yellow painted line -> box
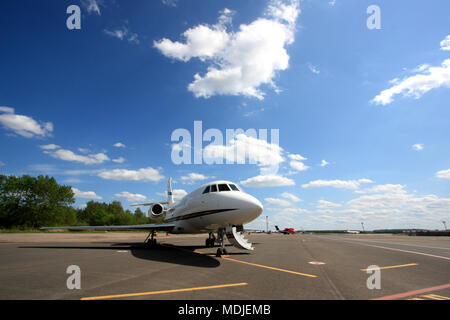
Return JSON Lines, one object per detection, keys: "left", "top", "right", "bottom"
{"left": 408, "top": 298, "right": 425, "bottom": 300}
{"left": 361, "top": 263, "right": 418, "bottom": 271}
{"left": 81, "top": 282, "right": 248, "bottom": 300}
{"left": 222, "top": 257, "right": 317, "bottom": 278}
{"left": 421, "top": 294, "right": 450, "bottom": 300}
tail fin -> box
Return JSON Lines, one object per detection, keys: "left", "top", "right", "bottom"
{"left": 167, "top": 177, "right": 174, "bottom": 205}
{"left": 275, "top": 226, "right": 279, "bottom": 231}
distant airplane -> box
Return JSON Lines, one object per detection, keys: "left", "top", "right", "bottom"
{"left": 275, "top": 225, "right": 296, "bottom": 235}
{"left": 42, "top": 178, "right": 263, "bottom": 257}
{"left": 347, "top": 230, "right": 360, "bottom": 234}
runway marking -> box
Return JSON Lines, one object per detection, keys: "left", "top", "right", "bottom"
{"left": 81, "top": 282, "right": 248, "bottom": 300}
{"left": 361, "top": 263, "right": 418, "bottom": 271}
{"left": 421, "top": 294, "right": 450, "bottom": 300}
{"left": 372, "top": 283, "right": 450, "bottom": 300}
{"left": 222, "top": 257, "right": 317, "bottom": 278}
{"left": 317, "top": 236, "right": 450, "bottom": 261}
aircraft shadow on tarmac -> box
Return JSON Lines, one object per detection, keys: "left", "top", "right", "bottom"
{"left": 19, "top": 242, "right": 250, "bottom": 268}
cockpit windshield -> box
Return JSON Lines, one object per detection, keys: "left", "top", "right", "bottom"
{"left": 203, "top": 183, "right": 240, "bottom": 194}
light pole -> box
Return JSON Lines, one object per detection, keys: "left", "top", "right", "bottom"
{"left": 443, "top": 221, "right": 447, "bottom": 231}
{"left": 361, "top": 222, "right": 365, "bottom": 233}
{"left": 266, "top": 216, "right": 268, "bottom": 233}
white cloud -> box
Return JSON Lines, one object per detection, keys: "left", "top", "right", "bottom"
{"left": 78, "top": 147, "right": 90, "bottom": 154}
{"left": 81, "top": 0, "right": 101, "bottom": 15}
{"left": 320, "top": 160, "right": 330, "bottom": 167}
{"left": 240, "top": 174, "right": 295, "bottom": 187}
{"left": 372, "top": 58, "right": 450, "bottom": 106}
{"left": 114, "top": 191, "right": 147, "bottom": 203}
{"left": 113, "top": 142, "right": 126, "bottom": 148}
{"left": 356, "top": 184, "right": 407, "bottom": 194}
{"left": 0, "top": 161, "right": 4, "bottom": 167}
{"left": 112, "top": 157, "right": 125, "bottom": 164}
{"left": 317, "top": 200, "right": 342, "bottom": 209}
{"left": 436, "top": 169, "right": 450, "bottom": 179}
{"left": 203, "top": 133, "right": 284, "bottom": 168}
{"left": 45, "top": 148, "right": 110, "bottom": 165}
{"left": 104, "top": 28, "right": 139, "bottom": 44}
{"left": 289, "top": 154, "right": 307, "bottom": 161}
{"left": 157, "top": 189, "right": 187, "bottom": 201}
{"left": 72, "top": 187, "right": 102, "bottom": 200}
{"left": 302, "top": 179, "right": 374, "bottom": 190}
{"left": 154, "top": 0, "right": 300, "bottom": 99}
{"left": 307, "top": 62, "right": 320, "bottom": 74}
{"left": 281, "top": 192, "right": 301, "bottom": 202}
{"left": 162, "top": 0, "right": 178, "bottom": 7}
{"left": 265, "top": 197, "right": 291, "bottom": 207}
{"left": 180, "top": 173, "right": 211, "bottom": 184}
{"left": 40, "top": 144, "right": 60, "bottom": 150}
{"left": 0, "top": 107, "right": 53, "bottom": 138}
{"left": 0, "top": 106, "right": 14, "bottom": 113}
{"left": 98, "top": 167, "right": 164, "bottom": 182}
{"left": 412, "top": 144, "right": 423, "bottom": 151}
{"left": 440, "top": 35, "right": 450, "bottom": 51}
{"left": 289, "top": 160, "right": 309, "bottom": 171}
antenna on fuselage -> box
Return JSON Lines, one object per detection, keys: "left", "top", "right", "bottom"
{"left": 167, "top": 177, "right": 174, "bottom": 205}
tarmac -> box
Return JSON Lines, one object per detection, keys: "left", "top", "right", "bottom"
{"left": 0, "top": 232, "right": 449, "bottom": 300}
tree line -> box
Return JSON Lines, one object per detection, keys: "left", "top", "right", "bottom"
{"left": 0, "top": 174, "right": 160, "bottom": 230}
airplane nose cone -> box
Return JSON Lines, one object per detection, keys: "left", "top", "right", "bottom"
{"left": 249, "top": 196, "right": 263, "bottom": 217}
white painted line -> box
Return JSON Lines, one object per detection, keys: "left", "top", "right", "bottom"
{"left": 316, "top": 236, "right": 450, "bottom": 261}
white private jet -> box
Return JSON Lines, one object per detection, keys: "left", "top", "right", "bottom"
{"left": 42, "top": 178, "right": 263, "bottom": 257}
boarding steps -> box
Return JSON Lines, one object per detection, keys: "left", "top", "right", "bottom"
{"left": 226, "top": 226, "right": 254, "bottom": 251}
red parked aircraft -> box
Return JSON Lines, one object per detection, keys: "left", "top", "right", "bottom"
{"left": 275, "top": 226, "right": 296, "bottom": 234}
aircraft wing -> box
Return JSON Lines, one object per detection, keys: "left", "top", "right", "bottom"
{"left": 40, "top": 222, "right": 176, "bottom": 232}
{"left": 131, "top": 201, "right": 169, "bottom": 207}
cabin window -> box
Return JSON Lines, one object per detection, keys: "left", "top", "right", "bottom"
{"left": 210, "top": 184, "right": 218, "bottom": 192}
{"left": 203, "top": 186, "right": 210, "bottom": 194}
{"left": 229, "top": 184, "right": 239, "bottom": 191}
{"left": 218, "top": 184, "right": 231, "bottom": 192}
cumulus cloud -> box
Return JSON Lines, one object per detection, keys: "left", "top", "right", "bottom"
{"left": 40, "top": 144, "right": 60, "bottom": 150}
{"left": 290, "top": 160, "right": 309, "bottom": 172}
{"left": 72, "top": 187, "right": 102, "bottom": 200}
{"left": 114, "top": 191, "right": 147, "bottom": 203}
{"left": 113, "top": 142, "right": 126, "bottom": 148}
{"left": 317, "top": 200, "right": 342, "bottom": 209}
{"left": 302, "top": 178, "right": 374, "bottom": 190}
{"left": 44, "top": 148, "right": 110, "bottom": 165}
{"left": 157, "top": 189, "right": 188, "bottom": 201}
{"left": 98, "top": 167, "right": 164, "bottom": 182}
{"left": 372, "top": 58, "right": 450, "bottom": 106}
{"left": 112, "top": 157, "right": 125, "bottom": 164}
{"left": 441, "top": 35, "right": 450, "bottom": 51}
{"left": 180, "top": 173, "right": 212, "bottom": 184}
{"left": 320, "top": 160, "right": 330, "bottom": 167}
{"left": 240, "top": 174, "right": 295, "bottom": 187}
{"left": 0, "top": 107, "right": 53, "bottom": 138}
{"left": 265, "top": 197, "right": 291, "bottom": 207}
{"left": 281, "top": 192, "right": 301, "bottom": 202}
{"left": 162, "top": 0, "right": 178, "bottom": 7}
{"left": 203, "top": 133, "right": 284, "bottom": 168}
{"left": 154, "top": 0, "right": 300, "bottom": 99}
{"left": 412, "top": 144, "right": 424, "bottom": 151}
{"left": 436, "top": 169, "right": 450, "bottom": 179}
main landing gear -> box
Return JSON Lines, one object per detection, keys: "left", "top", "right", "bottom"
{"left": 205, "top": 230, "right": 227, "bottom": 257}
{"left": 205, "top": 232, "right": 216, "bottom": 248}
{"left": 144, "top": 230, "right": 157, "bottom": 247}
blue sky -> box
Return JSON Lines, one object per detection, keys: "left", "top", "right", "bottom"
{"left": 0, "top": 0, "right": 449, "bottom": 230}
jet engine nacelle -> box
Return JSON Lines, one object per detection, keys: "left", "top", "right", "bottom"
{"left": 148, "top": 203, "right": 166, "bottom": 219}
